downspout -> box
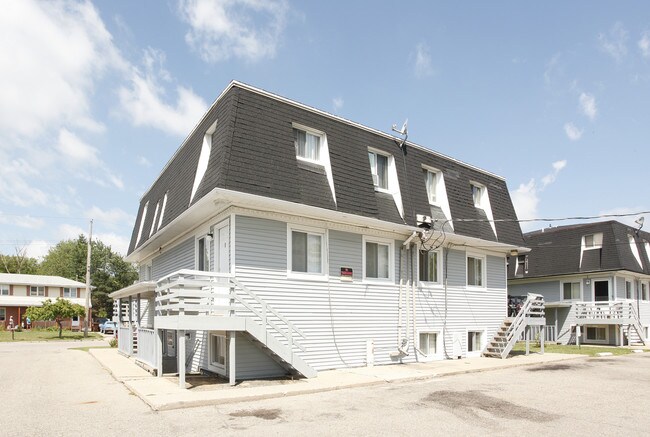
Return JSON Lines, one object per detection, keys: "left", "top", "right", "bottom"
{"left": 395, "top": 232, "right": 418, "bottom": 356}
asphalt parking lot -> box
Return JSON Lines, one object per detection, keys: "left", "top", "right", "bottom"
{"left": 1, "top": 341, "right": 649, "bottom": 436}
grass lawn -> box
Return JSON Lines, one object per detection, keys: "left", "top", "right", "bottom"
{"left": 0, "top": 329, "right": 103, "bottom": 342}
{"left": 512, "top": 342, "right": 637, "bottom": 357}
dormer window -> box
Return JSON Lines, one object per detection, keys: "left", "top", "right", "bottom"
{"left": 425, "top": 170, "right": 439, "bottom": 204}
{"left": 294, "top": 127, "right": 321, "bottom": 162}
{"left": 582, "top": 233, "right": 603, "bottom": 249}
{"left": 471, "top": 184, "right": 483, "bottom": 207}
{"left": 368, "top": 151, "right": 389, "bottom": 190}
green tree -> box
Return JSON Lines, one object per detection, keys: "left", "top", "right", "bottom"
{"left": 25, "top": 298, "right": 86, "bottom": 338}
{"left": 39, "top": 236, "right": 137, "bottom": 318}
{"left": 0, "top": 248, "right": 40, "bottom": 274}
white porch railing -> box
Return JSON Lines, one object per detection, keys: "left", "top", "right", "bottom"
{"left": 136, "top": 327, "right": 156, "bottom": 368}
{"left": 519, "top": 325, "right": 556, "bottom": 343}
{"left": 155, "top": 269, "right": 307, "bottom": 355}
{"left": 574, "top": 301, "right": 635, "bottom": 320}
{"left": 118, "top": 326, "right": 132, "bottom": 356}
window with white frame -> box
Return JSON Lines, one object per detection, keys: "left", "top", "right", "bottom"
{"left": 63, "top": 287, "right": 77, "bottom": 298}
{"left": 562, "top": 282, "right": 581, "bottom": 300}
{"left": 364, "top": 239, "right": 392, "bottom": 280}
{"left": 0, "top": 308, "right": 5, "bottom": 321}
{"left": 467, "top": 330, "right": 483, "bottom": 352}
{"left": 419, "top": 332, "right": 438, "bottom": 355}
{"left": 583, "top": 233, "right": 603, "bottom": 249}
{"left": 626, "top": 280, "right": 633, "bottom": 300}
{"left": 419, "top": 250, "right": 441, "bottom": 283}
{"left": 471, "top": 184, "right": 483, "bottom": 207}
{"left": 293, "top": 127, "right": 322, "bottom": 162}
{"left": 425, "top": 169, "right": 439, "bottom": 204}
{"left": 515, "top": 255, "right": 528, "bottom": 275}
{"left": 0, "top": 285, "right": 8, "bottom": 296}
{"left": 368, "top": 150, "right": 389, "bottom": 190}
{"left": 197, "top": 235, "right": 211, "bottom": 272}
{"left": 209, "top": 334, "right": 226, "bottom": 369}
{"left": 466, "top": 255, "right": 484, "bottom": 287}
{"left": 30, "top": 286, "right": 44, "bottom": 297}
{"left": 643, "top": 283, "right": 649, "bottom": 301}
{"left": 586, "top": 326, "right": 607, "bottom": 342}
{"left": 290, "top": 229, "right": 324, "bottom": 275}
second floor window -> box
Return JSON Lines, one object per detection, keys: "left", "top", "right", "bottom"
{"left": 368, "top": 151, "right": 389, "bottom": 190}
{"left": 467, "top": 255, "right": 484, "bottom": 287}
{"left": 291, "top": 230, "right": 323, "bottom": 274}
{"left": 30, "top": 286, "right": 45, "bottom": 297}
{"left": 563, "top": 282, "right": 580, "bottom": 300}
{"left": 63, "top": 287, "right": 77, "bottom": 298}
{"left": 419, "top": 250, "right": 440, "bottom": 283}
{"left": 294, "top": 128, "right": 321, "bottom": 162}
{"left": 0, "top": 284, "right": 8, "bottom": 296}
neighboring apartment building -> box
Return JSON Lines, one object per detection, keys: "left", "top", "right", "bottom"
{"left": 0, "top": 273, "right": 88, "bottom": 329}
{"left": 508, "top": 221, "right": 650, "bottom": 346}
{"left": 111, "top": 81, "right": 526, "bottom": 385}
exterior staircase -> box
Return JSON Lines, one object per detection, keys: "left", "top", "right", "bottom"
{"left": 483, "top": 293, "right": 546, "bottom": 359}
{"left": 155, "top": 270, "right": 317, "bottom": 379}
{"left": 574, "top": 301, "right": 649, "bottom": 347}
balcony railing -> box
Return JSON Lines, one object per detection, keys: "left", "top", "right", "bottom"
{"left": 155, "top": 269, "right": 306, "bottom": 354}
{"left": 136, "top": 327, "right": 156, "bottom": 368}
{"left": 574, "top": 301, "right": 636, "bottom": 320}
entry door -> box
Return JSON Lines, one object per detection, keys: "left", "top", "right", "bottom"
{"left": 214, "top": 222, "right": 230, "bottom": 314}
{"left": 594, "top": 280, "right": 609, "bottom": 302}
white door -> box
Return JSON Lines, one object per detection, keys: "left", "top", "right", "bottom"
{"left": 214, "top": 222, "right": 230, "bottom": 314}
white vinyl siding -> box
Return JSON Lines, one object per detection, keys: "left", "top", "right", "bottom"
{"left": 152, "top": 237, "right": 195, "bottom": 280}
{"left": 233, "top": 215, "right": 508, "bottom": 371}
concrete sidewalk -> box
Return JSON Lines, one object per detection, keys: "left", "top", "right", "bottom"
{"left": 89, "top": 348, "right": 590, "bottom": 411}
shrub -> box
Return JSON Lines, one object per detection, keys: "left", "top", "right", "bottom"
{"left": 109, "top": 338, "right": 118, "bottom": 348}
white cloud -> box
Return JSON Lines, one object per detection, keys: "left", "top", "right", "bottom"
{"left": 23, "top": 240, "right": 52, "bottom": 261}
{"left": 55, "top": 224, "right": 129, "bottom": 255}
{"left": 0, "top": 0, "right": 123, "bottom": 138}
{"left": 332, "top": 97, "right": 344, "bottom": 112}
{"left": 55, "top": 129, "right": 124, "bottom": 189}
{"left": 639, "top": 31, "right": 650, "bottom": 58}
{"left": 178, "top": 0, "right": 289, "bottom": 63}
{"left": 0, "top": 214, "right": 45, "bottom": 230}
{"left": 543, "top": 53, "right": 562, "bottom": 86}
{"left": 56, "top": 128, "right": 101, "bottom": 166}
{"left": 0, "top": 158, "right": 48, "bottom": 207}
{"left": 137, "top": 156, "right": 152, "bottom": 167}
{"left": 85, "top": 206, "right": 133, "bottom": 229}
{"left": 94, "top": 232, "right": 130, "bottom": 255}
{"left": 563, "top": 122, "right": 583, "bottom": 141}
{"left": 598, "top": 22, "right": 628, "bottom": 62}
{"left": 511, "top": 160, "right": 567, "bottom": 231}
{"left": 579, "top": 92, "right": 597, "bottom": 121}
{"left": 414, "top": 42, "right": 434, "bottom": 78}
{"left": 118, "top": 48, "right": 208, "bottom": 136}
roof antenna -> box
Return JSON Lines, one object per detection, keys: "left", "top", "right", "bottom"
{"left": 635, "top": 216, "right": 644, "bottom": 235}
{"left": 392, "top": 119, "right": 408, "bottom": 149}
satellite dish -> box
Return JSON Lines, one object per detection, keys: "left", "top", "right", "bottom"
{"left": 392, "top": 118, "right": 408, "bottom": 136}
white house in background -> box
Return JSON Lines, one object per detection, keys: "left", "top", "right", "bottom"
{"left": 508, "top": 221, "right": 650, "bottom": 347}
{"left": 0, "top": 273, "right": 88, "bottom": 329}
{"left": 110, "top": 81, "right": 527, "bottom": 387}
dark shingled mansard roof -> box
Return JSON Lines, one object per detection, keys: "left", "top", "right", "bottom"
{"left": 128, "top": 82, "right": 525, "bottom": 255}
{"left": 508, "top": 220, "right": 650, "bottom": 279}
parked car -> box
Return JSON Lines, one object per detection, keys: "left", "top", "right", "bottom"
{"left": 99, "top": 320, "right": 118, "bottom": 334}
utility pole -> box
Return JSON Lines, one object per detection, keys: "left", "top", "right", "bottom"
{"left": 84, "top": 219, "right": 93, "bottom": 338}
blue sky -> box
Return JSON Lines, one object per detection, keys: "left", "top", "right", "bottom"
{"left": 2, "top": 1, "right": 650, "bottom": 258}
